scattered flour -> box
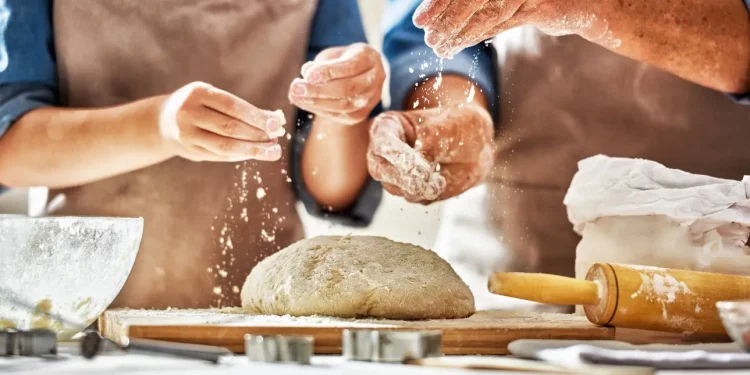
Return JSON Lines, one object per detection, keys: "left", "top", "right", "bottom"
{"left": 631, "top": 270, "right": 692, "bottom": 320}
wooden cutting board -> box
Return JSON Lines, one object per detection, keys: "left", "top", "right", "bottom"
{"left": 99, "top": 309, "right": 614, "bottom": 355}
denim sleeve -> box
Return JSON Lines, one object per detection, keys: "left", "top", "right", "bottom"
{"left": 0, "top": 0, "right": 58, "bottom": 193}
{"left": 290, "top": 0, "right": 383, "bottom": 227}
{"left": 729, "top": 93, "right": 750, "bottom": 104}
{"left": 0, "top": 0, "right": 57, "bottom": 134}
{"left": 382, "top": 0, "right": 499, "bottom": 123}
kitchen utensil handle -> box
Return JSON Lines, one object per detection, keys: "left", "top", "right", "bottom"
{"left": 125, "top": 337, "right": 233, "bottom": 363}
{"left": 488, "top": 272, "right": 599, "bottom": 306}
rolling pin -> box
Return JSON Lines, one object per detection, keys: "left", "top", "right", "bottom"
{"left": 488, "top": 263, "right": 750, "bottom": 335}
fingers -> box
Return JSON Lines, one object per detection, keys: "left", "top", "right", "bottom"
{"left": 290, "top": 66, "right": 382, "bottom": 99}
{"left": 291, "top": 44, "right": 385, "bottom": 126}
{"left": 162, "top": 82, "right": 288, "bottom": 163}
{"left": 430, "top": 0, "right": 527, "bottom": 58}
{"left": 367, "top": 149, "right": 446, "bottom": 201}
{"left": 191, "top": 83, "right": 286, "bottom": 137}
{"left": 413, "top": 0, "right": 455, "bottom": 29}
{"left": 178, "top": 105, "right": 272, "bottom": 142}
{"left": 435, "top": 162, "right": 487, "bottom": 200}
{"left": 368, "top": 105, "right": 495, "bottom": 203}
{"left": 186, "top": 128, "right": 282, "bottom": 162}
{"left": 182, "top": 145, "right": 253, "bottom": 163}
{"left": 301, "top": 46, "right": 348, "bottom": 77}
{"left": 291, "top": 95, "right": 371, "bottom": 114}
{"left": 369, "top": 114, "right": 431, "bottom": 183}
{"left": 424, "top": 0, "right": 489, "bottom": 47}
{"left": 439, "top": 15, "right": 523, "bottom": 58}
{"left": 409, "top": 104, "right": 494, "bottom": 164}
{"left": 376, "top": 152, "right": 492, "bottom": 204}
{"left": 304, "top": 43, "right": 380, "bottom": 84}
{"left": 368, "top": 114, "right": 446, "bottom": 200}
{"left": 382, "top": 164, "right": 484, "bottom": 203}
{"left": 381, "top": 182, "right": 430, "bottom": 204}
{"left": 432, "top": 2, "right": 506, "bottom": 57}
{"left": 377, "top": 156, "right": 491, "bottom": 203}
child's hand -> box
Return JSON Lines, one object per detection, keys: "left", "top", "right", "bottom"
{"left": 158, "top": 82, "right": 285, "bottom": 162}
{"left": 288, "top": 43, "right": 385, "bottom": 126}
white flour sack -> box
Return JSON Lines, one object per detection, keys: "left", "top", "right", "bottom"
{"left": 564, "top": 155, "right": 750, "bottom": 281}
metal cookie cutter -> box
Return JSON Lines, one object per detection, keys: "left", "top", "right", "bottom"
{"left": 342, "top": 330, "right": 442, "bottom": 363}
{"left": 244, "top": 334, "right": 314, "bottom": 365}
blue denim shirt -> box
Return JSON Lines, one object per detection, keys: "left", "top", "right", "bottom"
{"left": 0, "top": 0, "right": 499, "bottom": 226}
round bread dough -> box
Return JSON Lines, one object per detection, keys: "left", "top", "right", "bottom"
{"left": 241, "top": 235, "right": 475, "bottom": 320}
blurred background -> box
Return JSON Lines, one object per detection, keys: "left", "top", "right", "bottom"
{"left": 0, "top": 0, "right": 445, "bottom": 249}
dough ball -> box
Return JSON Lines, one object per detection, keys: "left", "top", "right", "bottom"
{"left": 241, "top": 235, "right": 475, "bottom": 320}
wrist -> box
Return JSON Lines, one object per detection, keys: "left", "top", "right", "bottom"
{"left": 311, "top": 113, "right": 371, "bottom": 130}
{"left": 570, "top": 1, "right": 618, "bottom": 47}
{"left": 531, "top": 1, "right": 612, "bottom": 42}
{"left": 138, "top": 95, "right": 177, "bottom": 160}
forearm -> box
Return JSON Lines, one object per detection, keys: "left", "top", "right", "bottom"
{"left": 589, "top": 0, "right": 750, "bottom": 93}
{"left": 301, "top": 116, "right": 370, "bottom": 211}
{"left": 0, "top": 97, "right": 171, "bottom": 188}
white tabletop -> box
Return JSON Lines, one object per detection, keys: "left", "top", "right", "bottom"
{"left": 3, "top": 345, "right": 750, "bottom": 375}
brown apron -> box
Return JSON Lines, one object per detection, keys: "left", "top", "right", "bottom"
{"left": 488, "top": 28, "right": 750, "bottom": 278}
{"left": 49, "top": 0, "right": 317, "bottom": 309}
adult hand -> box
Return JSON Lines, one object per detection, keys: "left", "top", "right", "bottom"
{"left": 367, "top": 103, "right": 494, "bottom": 204}
{"left": 413, "top": 0, "right": 610, "bottom": 58}
{"left": 288, "top": 43, "right": 386, "bottom": 126}
{"left": 158, "top": 82, "right": 286, "bottom": 162}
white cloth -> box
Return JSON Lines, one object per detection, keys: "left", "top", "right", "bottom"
{"left": 509, "top": 340, "right": 747, "bottom": 371}
{"left": 564, "top": 155, "right": 750, "bottom": 279}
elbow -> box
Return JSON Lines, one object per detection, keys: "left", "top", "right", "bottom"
{"left": 0, "top": 176, "right": 36, "bottom": 190}
{"left": 716, "top": 73, "right": 750, "bottom": 96}
{"left": 302, "top": 167, "right": 367, "bottom": 212}
{"left": 0, "top": 161, "right": 72, "bottom": 190}
{"left": 0, "top": 158, "right": 26, "bottom": 189}
{"left": 304, "top": 179, "right": 363, "bottom": 213}
{"left": 0, "top": 150, "right": 41, "bottom": 189}
{"left": 0, "top": 169, "right": 40, "bottom": 189}
{"left": 713, "top": 45, "right": 750, "bottom": 94}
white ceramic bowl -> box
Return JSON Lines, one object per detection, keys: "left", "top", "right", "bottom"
{"left": 0, "top": 215, "right": 143, "bottom": 339}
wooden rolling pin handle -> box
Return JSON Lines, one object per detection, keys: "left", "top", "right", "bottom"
{"left": 488, "top": 272, "right": 600, "bottom": 306}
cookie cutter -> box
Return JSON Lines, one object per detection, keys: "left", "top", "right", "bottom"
{"left": 342, "top": 330, "right": 442, "bottom": 363}
{"left": 0, "top": 329, "right": 57, "bottom": 357}
{"left": 244, "top": 334, "right": 314, "bottom": 365}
